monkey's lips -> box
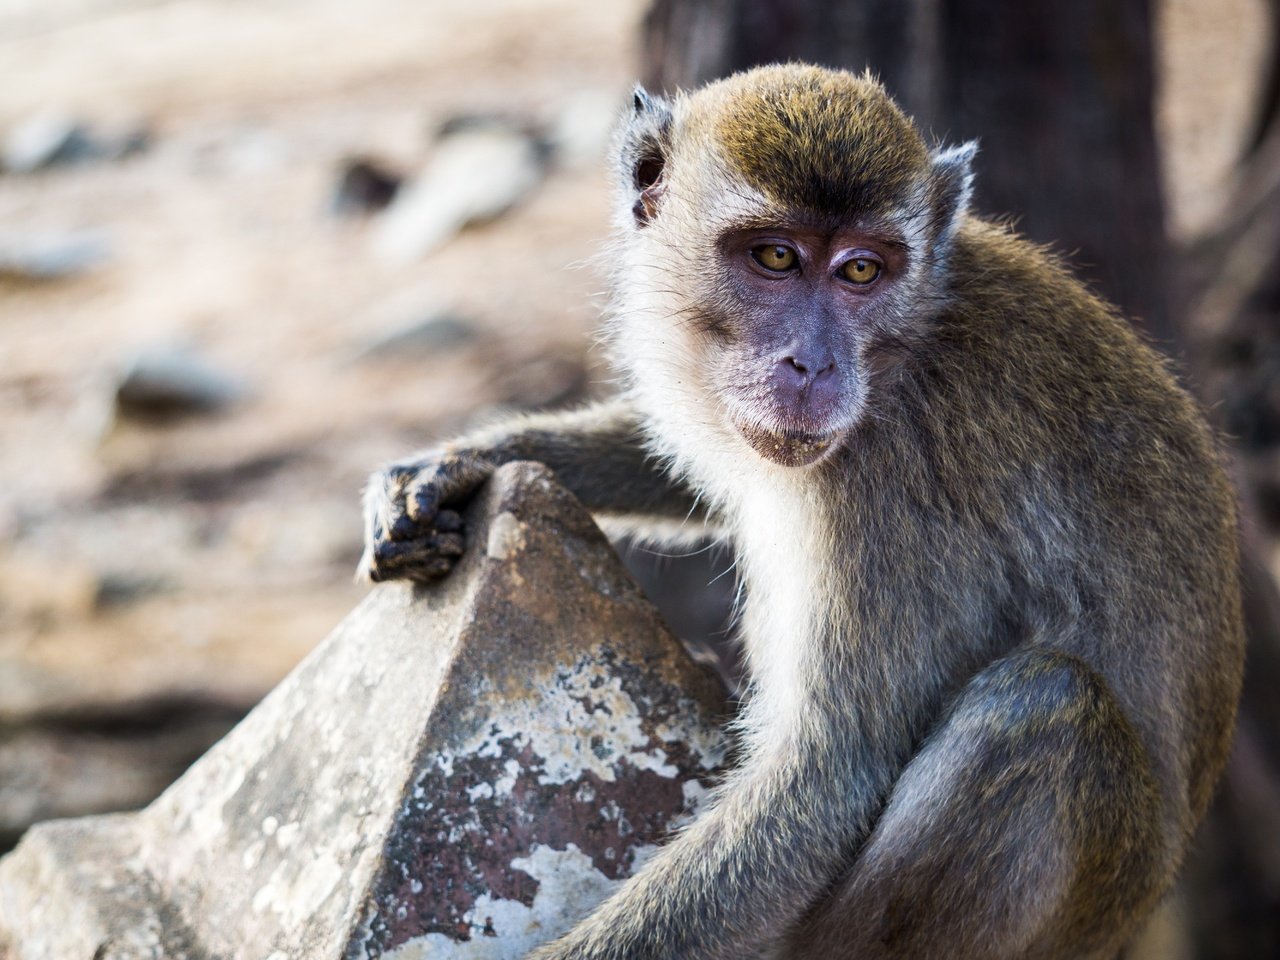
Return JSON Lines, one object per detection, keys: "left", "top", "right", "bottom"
{"left": 737, "top": 423, "right": 841, "bottom": 467}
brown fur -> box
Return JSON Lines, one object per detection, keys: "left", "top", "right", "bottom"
{"left": 707, "top": 66, "right": 928, "bottom": 217}
{"left": 360, "top": 65, "right": 1244, "bottom": 959}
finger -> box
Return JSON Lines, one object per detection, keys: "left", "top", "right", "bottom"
{"left": 373, "top": 532, "right": 465, "bottom": 568}
{"left": 366, "top": 554, "right": 446, "bottom": 584}
{"left": 407, "top": 455, "right": 494, "bottom": 522}
{"left": 372, "top": 547, "right": 456, "bottom": 583}
{"left": 364, "top": 465, "right": 415, "bottom": 542}
{"left": 389, "top": 514, "right": 420, "bottom": 541}
{"left": 434, "top": 509, "right": 464, "bottom": 533}
{"left": 404, "top": 557, "right": 456, "bottom": 583}
{"left": 435, "top": 531, "right": 466, "bottom": 557}
{"left": 406, "top": 482, "right": 440, "bottom": 526}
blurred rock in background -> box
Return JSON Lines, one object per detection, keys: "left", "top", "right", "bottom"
{"left": 0, "top": 229, "right": 112, "bottom": 282}
{"left": 0, "top": 0, "right": 647, "bottom": 859}
{"left": 373, "top": 116, "right": 550, "bottom": 263}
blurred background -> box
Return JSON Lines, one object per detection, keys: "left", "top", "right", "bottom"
{"left": 1, "top": 0, "right": 1278, "bottom": 956}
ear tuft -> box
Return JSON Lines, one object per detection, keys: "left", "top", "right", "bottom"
{"left": 615, "top": 86, "right": 674, "bottom": 228}
{"left": 929, "top": 141, "right": 978, "bottom": 241}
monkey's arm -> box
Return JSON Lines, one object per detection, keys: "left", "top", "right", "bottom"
{"left": 527, "top": 731, "right": 880, "bottom": 960}
{"left": 531, "top": 648, "right": 1172, "bottom": 960}
{"left": 359, "top": 398, "right": 714, "bottom": 582}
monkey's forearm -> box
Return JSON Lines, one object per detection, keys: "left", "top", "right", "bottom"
{"left": 360, "top": 399, "right": 714, "bottom": 582}
{"left": 439, "top": 398, "right": 708, "bottom": 526}
{"left": 532, "top": 741, "right": 878, "bottom": 960}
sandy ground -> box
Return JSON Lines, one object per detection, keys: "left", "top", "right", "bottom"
{"left": 0, "top": 0, "right": 1270, "bottom": 816}
{"left": 0, "top": 0, "right": 651, "bottom": 719}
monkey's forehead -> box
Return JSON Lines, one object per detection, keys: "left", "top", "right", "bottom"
{"left": 685, "top": 65, "right": 929, "bottom": 218}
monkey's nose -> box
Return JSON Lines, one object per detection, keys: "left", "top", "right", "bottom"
{"left": 778, "top": 353, "right": 837, "bottom": 393}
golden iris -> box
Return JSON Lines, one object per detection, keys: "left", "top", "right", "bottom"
{"left": 842, "top": 258, "right": 881, "bottom": 284}
{"left": 752, "top": 245, "right": 798, "bottom": 271}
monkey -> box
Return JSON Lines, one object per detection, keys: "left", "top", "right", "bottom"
{"left": 358, "top": 65, "right": 1244, "bottom": 959}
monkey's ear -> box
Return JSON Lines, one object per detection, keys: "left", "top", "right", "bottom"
{"left": 615, "top": 85, "right": 674, "bottom": 228}
{"left": 928, "top": 141, "right": 978, "bottom": 242}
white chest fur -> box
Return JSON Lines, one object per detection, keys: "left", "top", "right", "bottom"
{"left": 731, "top": 481, "right": 829, "bottom": 746}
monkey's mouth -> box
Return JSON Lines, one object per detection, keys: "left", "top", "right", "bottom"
{"left": 736, "top": 423, "right": 841, "bottom": 467}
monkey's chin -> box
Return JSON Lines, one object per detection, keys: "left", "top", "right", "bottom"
{"left": 737, "top": 424, "right": 841, "bottom": 467}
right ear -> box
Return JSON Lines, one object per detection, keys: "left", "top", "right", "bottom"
{"left": 615, "top": 86, "right": 673, "bottom": 228}
{"left": 926, "top": 141, "right": 978, "bottom": 246}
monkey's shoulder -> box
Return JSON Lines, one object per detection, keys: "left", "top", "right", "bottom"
{"left": 939, "top": 220, "right": 1186, "bottom": 405}
{"left": 945, "top": 219, "right": 1130, "bottom": 335}
{"left": 911, "top": 220, "right": 1227, "bottom": 494}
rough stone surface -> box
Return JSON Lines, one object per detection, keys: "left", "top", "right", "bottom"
{"left": 0, "top": 463, "right": 730, "bottom": 959}
{"left": 2, "top": 110, "right": 148, "bottom": 173}
{"left": 0, "top": 704, "right": 243, "bottom": 853}
{"left": 2, "top": 110, "right": 94, "bottom": 173}
{"left": 550, "top": 93, "right": 619, "bottom": 171}
{"left": 373, "top": 119, "right": 547, "bottom": 263}
{"left": 113, "top": 347, "right": 244, "bottom": 423}
{"left": 331, "top": 157, "right": 403, "bottom": 216}
{"left": 355, "top": 310, "right": 481, "bottom": 362}
{"left": 0, "top": 229, "right": 112, "bottom": 281}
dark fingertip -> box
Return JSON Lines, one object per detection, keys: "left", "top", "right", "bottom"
{"left": 406, "top": 558, "right": 453, "bottom": 583}
{"left": 407, "top": 487, "right": 438, "bottom": 522}
{"left": 373, "top": 540, "right": 410, "bottom": 563}
{"left": 435, "top": 509, "right": 464, "bottom": 532}
{"left": 389, "top": 515, "right": 419, "bottom": 541}
{"left": 425, "top": 558, "right": 454, "bottom": 577}
{"left": 436, "top": 532, "right": 466, "bottom": 557}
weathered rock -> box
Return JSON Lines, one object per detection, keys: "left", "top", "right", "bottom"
{"left": 2, "top": 110, "right": 94, "bottom": 173}
{"left": 354, "top": 309, "right": 481, "bottom": 362}
{"left": 619, "top": 545, "right": 743, "bottom": 694}
{"left": 0, "top": 230, "right": 112, "bottom": 282}
{"left": 0, "top": 463, "right": 730, "bottom": 959}
{"left": 0, "top": 703, "right": 243, "bottom": 854}
{"left": 205, "top": 126, "right": 289, "bottom": 177}
{"left": 113, "top": 347, "right": 243, "bottom": 423}
{"left": 551, "top": 93, "right": 621, "bottom": 171}
{"left": 374, "top": 117, "right": 548, "bottom": 262}
{"left": 2, "top": 110, "right": 148, "bottom": 174}
{"left": 331, "top": 157, "right": 403, "bottom": 216}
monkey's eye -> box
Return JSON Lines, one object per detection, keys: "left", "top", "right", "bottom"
{"left": 751, "top": 245, "right": 798, "bottom": 272}
{"left": 841, "top": 257, "right": 882, "bottom": 285}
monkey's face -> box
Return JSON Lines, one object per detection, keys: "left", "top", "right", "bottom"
{"left": 700, "top": 221, "right": 913, "bottom": 467}
{"left": 610, "top": 66, "right": 974, "bottom": 476}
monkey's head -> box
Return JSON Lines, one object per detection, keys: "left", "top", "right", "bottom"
{"left": 607, "top": 65, "right": 975, "bottom": 475}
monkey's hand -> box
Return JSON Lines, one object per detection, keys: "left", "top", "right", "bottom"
{"left": 358, "top": 448, "right": 493, "bottom": 583}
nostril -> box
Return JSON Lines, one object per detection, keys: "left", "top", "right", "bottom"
{"left": 783, "top": 354, "right": 835, "bottom": 381}
{"left": 776, "top": 351, "right": 837, "bottom": 397}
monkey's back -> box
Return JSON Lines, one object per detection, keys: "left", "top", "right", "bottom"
{"left": 876, "top": 218, "right": 1243, "bottom": 846}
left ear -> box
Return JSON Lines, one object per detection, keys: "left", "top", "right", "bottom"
{"left": 928, "top": 141, "right": 978, "bottom": 243}
{"left": 613, "top": 86, "right": 674, "bottom": 228}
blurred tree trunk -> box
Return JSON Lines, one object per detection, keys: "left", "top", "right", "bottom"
{"left": 641, "top": 0, "right": 1280, "bottom": 956}
{"left": 1182, "top": 3, "right": 1280, "bottom": 956}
